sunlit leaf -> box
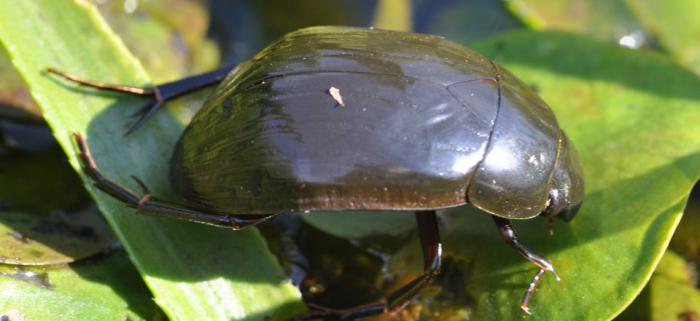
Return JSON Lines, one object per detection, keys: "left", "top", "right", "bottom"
{"left": 0, "top": 1, "right": 303, "bottom": 320}
{"left": 0, "top": 252, "right": 163, "bottom": 321}
{"left": 506, "top": 0, "right": 700, "bottom": 74}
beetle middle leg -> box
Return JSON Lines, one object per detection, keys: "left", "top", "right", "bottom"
{"left": 492, "top": 216, "right": 559, "bottom": 313}
{"left": 45, "top": 66, "right": 232, "bottom": 134}
{"left": 74, "top": 133, "right": 275, "bottom": 229}
{"left": 291, "top": 210, "right": 442, "bottom": 320}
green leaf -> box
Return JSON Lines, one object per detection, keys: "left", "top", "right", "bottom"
{"left": 0, "top": 207, "right": 115, "bottom": 266}
{"left": 0, "top": 46, "right": 42, "bottom": 122}
{"left": 1, "top": 252, "right": 162, "bottom": 321}
{"left": 505, "top": 0, "right": 700, "bottom": 74}
{"left": 94, "top": 0, "right": 220, "bottom": 82}
{"left": 616, "top": 250, "right": 700, "bottom": 320}
{"left": 624, "top": 0, "right": 700, "bottom": 74}
{"left": 0, "top": 1, "right": 303, "bottom": 320}
{"left": 372, "top": 0, "right": 412, "bottom": 32}
{"left": 504, "top": 0, "right": 646, "bottom": 39}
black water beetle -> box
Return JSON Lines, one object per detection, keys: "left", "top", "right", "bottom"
{"left": 51, "top": 26, "right": 583, "bottom": 319}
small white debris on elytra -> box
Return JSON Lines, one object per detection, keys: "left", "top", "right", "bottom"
{"left": 328, "top": 86, "right": 345, "bottom": 107}
{"left": 528, "top": 155, "right": 538, "bottom": 165}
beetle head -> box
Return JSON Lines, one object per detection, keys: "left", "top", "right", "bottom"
{"left": 542, "top": 132, "right": 584, "bottom": 221}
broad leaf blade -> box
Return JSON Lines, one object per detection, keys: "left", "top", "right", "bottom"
{"left": 0, "top": 1, "right": 303, "bottom": 320}
{"left": 625, "top": 0, "right": 700, "bottom": 75}
{"left": 616, "top": 249, "right": 700, "bottom": 320}
{"left": 506, "top": 0, "right": 700, "bottom": 74}
{"left": 504, "top": 0, "right": 646, "bottom": 39}
{"left": 0, "top": 252, "right": 163, "bottom": 321}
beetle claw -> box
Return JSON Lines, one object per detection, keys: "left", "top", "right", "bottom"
{"left": 538, "top": 257, "right": 560, "bottom": 281}
{"left": 549, "top": 267, "right": 561, "bottom": 282}
{"left": 130, "top": 175, "right": 151, "bottom": 194}
{"left": 129, "top": 100, "right": 155, "bottom": 118}
{"left": 125, "top": 98, "right": 164, "bottom": 136}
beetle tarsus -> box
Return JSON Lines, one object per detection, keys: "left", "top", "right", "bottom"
{"left": 493, "top": 216, "right": 560, "bottom": 313}
{"left": 549, "top": 267, "right": 561, "bottom": 282}
{"left": 45, "top": 67, "right": 163, "bottom": 135}
{"left": 45, "top": 68, "right": 156, "bottom": 95}
{"left": 74, "top": 133, "right": 142, "bottom": 205}
{"left": 125, "top": 97, "right": 165, "bottom": 136}
{"left": 520, "top": 268, "right": 546, "bottom": 314}
{"left": 73, "top": 133, "right": 277, "bottom": 229}
{"left": 130, "top": 175, "right": 151, "bottom": 195}
{"left": 47, "top": 66, "right": 231, "bottom": 134}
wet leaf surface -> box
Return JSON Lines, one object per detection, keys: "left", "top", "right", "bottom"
{"left": 0, "top": 251, "right": 163, "bottom": 321}
{"left": 0, "top": 207, "right": 115, "bottom": 266}
{"left": 0, "top": 106, "right": 113, "bottom": 266}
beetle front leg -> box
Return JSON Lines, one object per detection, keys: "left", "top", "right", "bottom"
{"left": 74, "top": 133, "right": 275, "bottom": 229}
{"left": 46, "top": 66, "right": 232, "bottom": 134}
{"left": 291, "top": 210, "right": 442, "bottom": 320}
{"left": 492, "top": 216, "right": 559, "bottom": 313}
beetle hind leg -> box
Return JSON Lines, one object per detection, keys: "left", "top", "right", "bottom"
{"left": 290, "top": 210, "right": 442, "bottom": 320}
{"left": 492, "top": 216, "right": 559, "bottom": 313}
{"left": 45, "top": 67, "right": 232, "bottom": 134}
{"left": 74, "top": 133, "right": 276, "bottom": 229}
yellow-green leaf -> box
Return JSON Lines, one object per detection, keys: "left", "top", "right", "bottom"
{"left": 0, "top": 1, "right": 303, "bottom": 320}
